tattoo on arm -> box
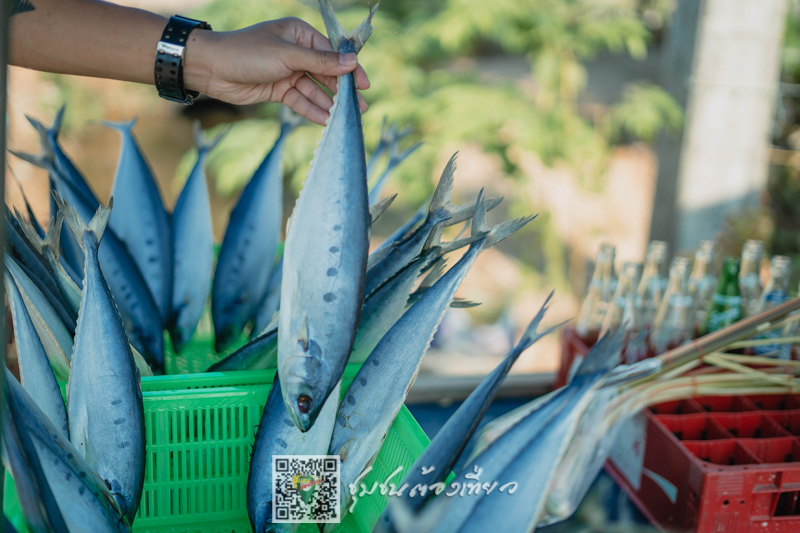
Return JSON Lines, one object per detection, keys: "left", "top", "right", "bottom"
{"left": 10, "top": 0, "right": 35, "bottom": 17}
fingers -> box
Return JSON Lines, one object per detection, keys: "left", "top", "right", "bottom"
{"left": 296, "top": 76, "right": 334, "bottom": 112}
{"left": 283, "top": 87, "right": 329, "bottom": 126}
{"left": 282, "top": 43, "right": 358, "bottom": 78}
{"left": 280, "top": 18, "right": 371, "bottom": 89}
{"left": 354, "top": 65, "right": 370, "bottom": 90}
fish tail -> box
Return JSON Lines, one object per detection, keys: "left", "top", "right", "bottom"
{"left": 45, "top": 212, "right": 65, "bottom": 261}
{"left": 280, "top": 105, "right": 305, "bottom": 134}
{"left": 193, "top": 121, "right": 229, "bottom": 156}
{"left": 9, "top": 149, "right": 55, "bottom": 172}
{"left": 428, "top": 153, "right": 457, "bottom": 217}
{"left": 514, "top": 291, "right": 568, "bottom": 354}
{"left": 51, "top": 105, "right": 66, "bottom": 139}
{"left": 369, "top": 194, "right": 397, "bottom": 225}
{"left": 15, "top": 208, "right": 46, "bottom": 255}
{"left": 470, "top": 189, "right": 536, "bottom": 250}
{"left": 53, "top": 191, "right": 113, "bottom": 250}
{"left": 575, "top": 327, "right": 625, "bottom": 376}
{"left": 388, "top": 140, "right": 422, "bottom": 170}
{"left": 100, "top": 118, "right": 138, "bottom": 133}
{"left": 318, "top": 0, "right": 378, "bottom": 54}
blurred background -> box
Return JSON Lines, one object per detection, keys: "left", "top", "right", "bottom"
{"left": 5, "top": 0, "right": 800, "bottom": 379}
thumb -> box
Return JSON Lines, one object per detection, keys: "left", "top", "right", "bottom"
{"left": 282, "top": 44, "right": 358, "bottom": 76}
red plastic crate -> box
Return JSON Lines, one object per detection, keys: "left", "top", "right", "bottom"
{"left": 606, "top": 396, "right": 800, "bottom": 533}
{"left": 558, "top": 328, "right": 800, "bottom": 532}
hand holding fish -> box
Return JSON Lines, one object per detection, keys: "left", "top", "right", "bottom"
{"left": 8, "top": 0, "right": 369, "bottom": 125}
{"left": 184, "top": 17, "right": 370, "bottom": 124}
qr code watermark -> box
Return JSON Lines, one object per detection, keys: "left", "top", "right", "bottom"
{"left": 272, "top": 455, "right": 341, "bottom": 523}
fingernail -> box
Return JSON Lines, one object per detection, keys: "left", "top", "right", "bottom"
{"left": 339, "top": 53, "right": 357, "bottom": 66}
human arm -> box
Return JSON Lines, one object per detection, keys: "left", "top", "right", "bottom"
{"left": 8, "top": 0, "right": 369, "bottom": 125}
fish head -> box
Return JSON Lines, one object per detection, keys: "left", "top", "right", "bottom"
{"left": 280, "top": 337, "right": 330, "bottom": 432}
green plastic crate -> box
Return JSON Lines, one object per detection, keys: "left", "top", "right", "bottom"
{"left": 4, "top": 334, "right": 431, "bottom": 533}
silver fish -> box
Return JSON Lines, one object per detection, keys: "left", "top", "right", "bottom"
{"left": 277, "top": 0, "right": 377, "bottom": 432}
{"left": 5, "top": 254, "right": 73, "bottom": 381}
{"left": 103, "top": 119, "right": 172, "bottom": 320}
{"left": 213, "top": 107, "right": 302, "bottom": 352}
{"left": 12, "top": 151, "right": 164, "bottom": 367}
{"left": 56, "top": 194, "right": 145, "bottom": 525}
{"left": 423, "top": 331, "right": 624, "bottom": 533}
{"left": 375, "top": 296, "right": 563, "bottom": 533}
{"left": 2, "top": 377, "right": 68, "bottom": 533}
{"left": 4, "top": 370, "right": 131, "bottom": 533}
{"left": 247, "top": 376, "right": 340, "bottom": 532}
{"left": 169, "top": 125, "right": 224, "bottom": 353}
{"left": 364, "top": 154, "right": 503, "bottom": 298}
{"left": 6, "top": 208, "right": 77, "bottom": 331}
{"left": 328, "top": 192, "right": 535, "bottom": 520}
{"left": 4, "top": 269, "right": 68, "bottom": 440}
{"left": 17, "top": 212, "right": 153, "bottom": 378}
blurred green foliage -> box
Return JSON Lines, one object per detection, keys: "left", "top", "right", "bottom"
{"left": 181, "top": 0, "right": 682, "bottom": 201}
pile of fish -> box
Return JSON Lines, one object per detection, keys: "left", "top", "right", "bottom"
{"left": 1, "top": 1, "right": 656, "bottom": 531}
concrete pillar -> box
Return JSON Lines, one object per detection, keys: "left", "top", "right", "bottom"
{"left": 650, "top": 0, "right": 788, "bottom": 253}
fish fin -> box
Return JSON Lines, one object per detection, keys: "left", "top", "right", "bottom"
{"left": 193, "top": 121, "right": 229, "bottom": 155}
{"left": 88, "top": 197, "right": 113, "bottom": 243}
{"left": 419, "top": 257, "right": 446, "bottom": 289}
{"left": 575, "top": 328, "right": 625, "bottom": 377}
{"left": 296, "top": 313, "right": 310, "bottom": 351}
{"left": 512, "top": 291, "right": 568, "bottom": 354}
{"left": 45, "top": 213, "right": 64, "bottom": 261}
{"left": 317, "top": 0, "right": 378, "bottom": 54}
{"left": 369, "top": 194, "right": 397, "bottom": 225}
{"left": 470, "top": 189, "right": 537, "bottom": 249}
{"left": 369, "top": 139, "right": 421, "bottom": 202}
{"left": 52, "top": 192, "right": 87, "bottom": 247}
{"left": 15, "top": 209, "right": 45, "bottom": 254}
{"left": 51, "top": 105, "right": 66, "bottom": 138}
{"left": 389, "top": 140, "right": 422, "bottom": 169}
{"left": 9, "top": 149, "right": 53, "bottom": 172}
{"left": 53, "top": 191, "right": 113, "bottom": 248}
{"left": 280, "top": 105, "right": 306, "bottom": 134}
{"left": 450, "top": 297, "right": 481, "bottom": 308}
{"left": 9, "top": 174, "right": 45, "bottom": 239}
{"left": 100, "top": 118, "right": 138, "bottom": 133}
{"left": 427, "top": 153, "right": 457, "bottom": 219}
{"left": 410, "top": 289, "right": 481, "bottom": 308}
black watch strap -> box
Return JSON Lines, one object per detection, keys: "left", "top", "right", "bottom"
{"left": 155, "top": 15, "right": 212, "bottom": 105}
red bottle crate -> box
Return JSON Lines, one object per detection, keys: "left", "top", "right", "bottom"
{"left": 605, "top": 395, "right": 800, "bottom": 532}
{"left": 557, "top": 327, "right": 800, "bottom": 532}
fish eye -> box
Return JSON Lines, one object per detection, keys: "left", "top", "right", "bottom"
{"left": 297, "top": 395, "right": 312, "bottom": 414}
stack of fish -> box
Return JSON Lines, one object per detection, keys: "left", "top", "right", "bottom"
{"left": 3, "top": 194, "right": 146, "bottom": 532}
{"left": 1, "top": 1, "right": 654, "bottom": 531}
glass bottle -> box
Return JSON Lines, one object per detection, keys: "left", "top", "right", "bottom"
{"left": 689, "top": 241, "right": 716, "bottom": 332}
{"left": 779, "top": 307, "right": 800, "bottom": 361}
{"left": 637, "top": 241, "right": 668, "bottom": 327}
{"left": 739, "top": 240, "right": 765, "bottom": 317}
{"left": 600, "top": 262, "right": 642, "bottom": 336}
{"left": 576, "top": 245, "right": 616, "bottom": 344}
{"left": 752, "top": 256, "right": 792, "bottom": 356}
{"left": 651, "top": 257, "right": 693, "bottom": 355}
{"left": 700, "top": 257, "right": 743, "bottom": 336}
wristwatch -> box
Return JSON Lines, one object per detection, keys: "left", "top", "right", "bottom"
{"left": 155, "top": 15, "right": 212, "bottom": 105}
